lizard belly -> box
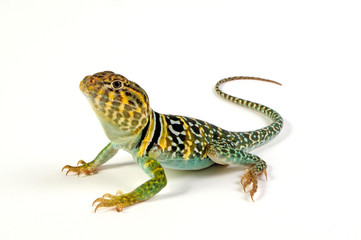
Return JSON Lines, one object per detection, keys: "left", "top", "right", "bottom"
{"left": 157, "top": 157, "right": 215, "bottom": 170}
{"left": 154, "top": 143, "right": 215, "bottom": 170}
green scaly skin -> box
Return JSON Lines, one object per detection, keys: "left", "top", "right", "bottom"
{"left": 62, "top": 71, "right": 283, "bottom": 212}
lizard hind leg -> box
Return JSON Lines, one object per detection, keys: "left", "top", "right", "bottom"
{"left": 206, "top": 139, "right": 267, "bottom": 201}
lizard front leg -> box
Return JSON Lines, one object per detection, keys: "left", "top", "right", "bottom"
{"left": 93, "top": 156, "right": 167, "bottom": 212}
{"left": 206, "top": 140, "right": 267, "bottom": 201}
{"left": 62, "top": 142, "right": 119, "bottom": 176}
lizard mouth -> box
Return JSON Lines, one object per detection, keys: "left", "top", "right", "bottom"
{"left": 79, "top": 80, "right": 86, "bottom": 93}
{"left": 79, "top": 78, "right": 96, "bottom": 97}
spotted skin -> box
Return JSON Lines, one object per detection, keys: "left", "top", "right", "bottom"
{"left": 62, "top": 71, "right": 283, "bottom": 211}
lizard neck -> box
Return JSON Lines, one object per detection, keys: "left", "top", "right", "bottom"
{"left": 94, "top": 107, "right": 153, "bottom": 152}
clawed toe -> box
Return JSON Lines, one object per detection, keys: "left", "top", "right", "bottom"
{"left": 61, "top": 165, "right": 71, "bottom": 176}
{"left": 240, "top": 169, "right": 265, "bottom": 201}
{"left": 61, "top": 161, "right": 96, "bottom": 176}
{"left": 93, "top": 196, "right": 114, "bottom": 212}
{"left": 77, "top": 160, "right": 86, "bottom": 166}
{"left": 92, "top": 191, "right": 127, "bottom": 213}
{"left": 262, "top": 169, "right": 268, "bottom": 180}
{"left": 240, "top": 170, "right": 253, "bottom": 190}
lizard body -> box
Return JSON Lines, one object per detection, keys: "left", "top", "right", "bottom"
{"left": 62, "top": 71, "right": 283, "bottom": 212}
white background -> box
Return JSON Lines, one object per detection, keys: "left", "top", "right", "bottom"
{"left": 1, "top": 0, "right": 360, "bottom": 239}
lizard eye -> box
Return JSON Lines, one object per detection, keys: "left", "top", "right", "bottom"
{"left": 111, "top": 80, "right": 123, "bottom": 89}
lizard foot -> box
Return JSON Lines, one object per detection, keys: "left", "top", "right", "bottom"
{"left": 93, "top": 190, "right": 133, "bottom": 212}
{"left": 240, "top": 169, "right": 267, "bottom": 201}
{"left": 62, "top": 160, "right": 96, "bottom": 176}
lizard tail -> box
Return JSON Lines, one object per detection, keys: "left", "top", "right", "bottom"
{"left": 215, "top": 76, "right": 283, "bottom": 149}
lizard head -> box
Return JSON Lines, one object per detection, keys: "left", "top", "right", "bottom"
{"left": 80, "top": 71, "right": 150, "bottom": 144}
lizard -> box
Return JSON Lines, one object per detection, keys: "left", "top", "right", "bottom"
{"left": 62, "top": 71, "right": 283, "bottom": 212}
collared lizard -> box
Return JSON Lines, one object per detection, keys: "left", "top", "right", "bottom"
{"left": 62, "top": 71, "right": 283, "bottom": 212}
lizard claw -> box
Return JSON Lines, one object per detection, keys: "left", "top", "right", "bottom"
{"left": 262, "top": 169, "right": 268, "bottom": 180}
{"left": 240, "top": 169, "right": 260, "bottom": 202}
{"left": 62, "top": 161, "right": 96, "bottom": 176}
{"left": 92, "top": 190, "right": 130, "bottom": 213}
{"left": 101, "top": 193, "right": 115, "bottom": 198}
{"left": 77, "top": 160, "right": 86, "bottom": 166}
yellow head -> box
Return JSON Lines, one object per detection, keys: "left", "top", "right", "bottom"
{"left": 80, "top": 71, "right": 150, "bottom": 144}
